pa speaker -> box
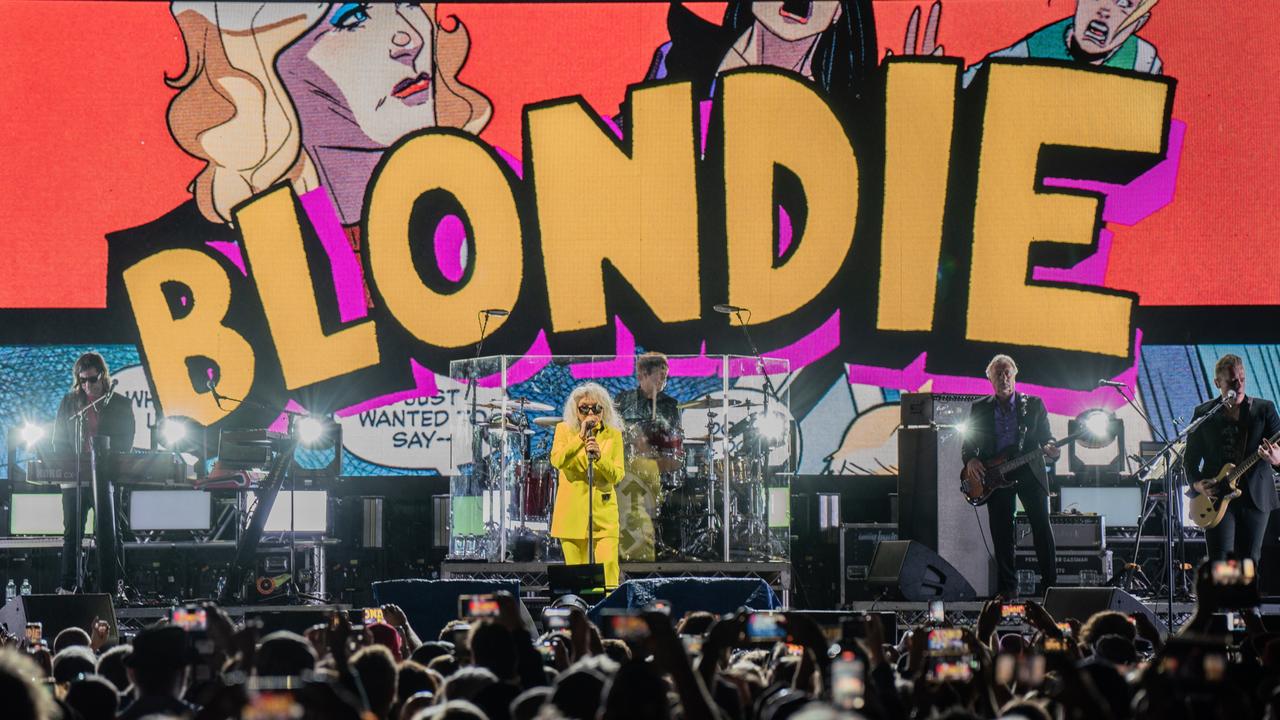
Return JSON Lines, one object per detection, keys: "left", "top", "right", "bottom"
{"left": 866, "top": 540, "right": 977, "bottom": 601}
{"left": 1043, "top": 587, "right": 1157, "bottom": 627}
{"left": 0, "top": 594, "right": 117, "bottom": 644}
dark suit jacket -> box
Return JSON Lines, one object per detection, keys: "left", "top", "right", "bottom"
{"left": 52, "top": 390, "right": 136, "bottom": 456}
{"left": 1185, "top": 396, "right": 1280, "bottom": 513}
{"left": 961, "top": 393, "right": 1054, "bottom": 490}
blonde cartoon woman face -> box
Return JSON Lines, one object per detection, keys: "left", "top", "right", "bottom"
{"left": 281, "top": 3, "right": 439, "bottom": 147}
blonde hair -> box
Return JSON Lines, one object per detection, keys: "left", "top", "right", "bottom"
{"left": 561, "top": 383, "right": 620, "bottom": 432}
{"left": 167, "top": 3, "right": 492, "bottom": 224}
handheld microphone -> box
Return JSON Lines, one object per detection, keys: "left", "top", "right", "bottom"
{"left": 713, "top": 304, "right": 747, "bottom": 314}
{"left": 1097, "top": 379, "right": 1127, "bottom": 388}
{"left": 481, "top": 308, "right": 510, "bottom": 317}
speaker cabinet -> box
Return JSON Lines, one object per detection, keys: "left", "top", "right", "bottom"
{"left": 1042, "top": 587, "right": 1157, "bottom": 627}
{"left": 867, "top": 540, "right": 977, "bottom": 601}
{"left": 898, "top": 393, "right": 993, "bottom": 595}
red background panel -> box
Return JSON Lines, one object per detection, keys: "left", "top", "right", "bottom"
{"left": 0, "top": 2, "right": 1272, "bottom": 309}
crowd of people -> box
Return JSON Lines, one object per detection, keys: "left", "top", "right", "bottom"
{"left": 1, "top": 560, "right": 1276, "bottom": 720}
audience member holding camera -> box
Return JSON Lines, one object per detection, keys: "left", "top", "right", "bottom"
{"left": 2, "top": 561, "right": 1280, "bottom": 720}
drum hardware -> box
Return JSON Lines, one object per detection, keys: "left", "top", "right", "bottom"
{"left": 475, "top": 397, "right": 556, "bottom": 413}
{"left": 677, "top": 396, "right": 746, "bottom": 410}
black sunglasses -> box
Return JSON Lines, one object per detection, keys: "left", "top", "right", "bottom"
{"left": 79, "top": 374, "right": 102, "bottom": 385}
{"left": 577, "top": 403, "right": 604, "bottom": 415}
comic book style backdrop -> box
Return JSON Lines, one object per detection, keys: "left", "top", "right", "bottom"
{"left": 0, "top": 2, "right": 1274, "bottom": 478}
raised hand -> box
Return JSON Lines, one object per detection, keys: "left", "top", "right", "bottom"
{"left": 885, "top": 1, "right": 945, "bottom": 59}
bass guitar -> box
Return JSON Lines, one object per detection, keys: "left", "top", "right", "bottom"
{"left": 960, "top": 430, "right": 1084, "bottom": 507}
{"left": 1189, "top": 431, "right": 1280, "bottom": 529}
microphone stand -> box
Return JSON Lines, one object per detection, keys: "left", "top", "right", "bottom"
{"left": 726, "top": 307, "right": 782, "bottom": 562}
{"left": 69, "top": 383, "right": 118, "bottom": 594}
{"left": 208, "top": 384, "right": 320, "bottom": 604}
{"left": 581, "top": 423, "right": 606, "bottom": 590}
{"left": 1103, "top": 383, "right": 1193, "bottom": 599}
{"left": 1130, "top": 393, "right": 1232, "bottom": 631}
{"left": 465, "top": 311, "right": 496, "bottom": 559}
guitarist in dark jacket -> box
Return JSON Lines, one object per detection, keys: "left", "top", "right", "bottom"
{"left": 962, "top": 355, "right": 1061, "bottom": 598}
{"left": 1186, "top": 354, "right": 1280, "bottom": 563}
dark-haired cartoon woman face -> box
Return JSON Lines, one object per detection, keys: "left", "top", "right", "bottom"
{"left": 751, "top": 1, "right": 843, "bottom": 43}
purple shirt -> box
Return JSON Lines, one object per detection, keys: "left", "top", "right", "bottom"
{"left": 994, "top": 394, "right": 1018, "bottom": 451}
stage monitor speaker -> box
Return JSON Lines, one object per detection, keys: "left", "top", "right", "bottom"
{"left": 1043, "top": 587, "right": 1157, "bottom": 627}
{"left": 898, "top": 393, "right": 993, "bottom": 595}
{"left": 0, "top": 594, "right": 117, "bottom": 644}
{"left": 590, "top": 578, "right": 779, "bottom": 623}
{"left": 372, "top": 579, "right": 522, "bottom": 642}
{"left": 866, "top": 540, "right": 977, "bottom": 601}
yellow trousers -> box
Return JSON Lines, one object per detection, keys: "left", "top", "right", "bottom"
{"left": 560, "top": 536, "right": 620, "bottom": 589}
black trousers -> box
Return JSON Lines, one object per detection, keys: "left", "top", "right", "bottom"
{"left": 1205, "top": 497, "right": 1270, "bottom": 564}
{"left": 60, "top": 478, "right": 120, "bottom": 593}
{"left": 986, "top": 472, "right": 1056, "bottom": 597}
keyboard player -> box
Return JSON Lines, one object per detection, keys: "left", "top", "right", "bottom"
{"left": 50, "top": 352, "right": 135, "bottom": 594}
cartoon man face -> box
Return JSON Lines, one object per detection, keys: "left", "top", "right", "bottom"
{"left": 1072, "top": 0, "right": 1154, "bottom": 57}
{"left": 752, "top": 1, "right": 843, "bottom": 42}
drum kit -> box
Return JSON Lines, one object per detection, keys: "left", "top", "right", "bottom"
{"left": 630, "top": 394, "right": 790, "bottom": 563}
{"left": 451, "top": 391, "right": 790, "bottom": 564}
{"left": 452, "top": 396, "right": 560, "bottom": 562}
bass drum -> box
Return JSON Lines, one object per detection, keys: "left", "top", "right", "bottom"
{"left": 656, "top": 474, "right": 720, "bottom": 561}
{"left": 514, "top": 459, "right": 556, "bottom": 523}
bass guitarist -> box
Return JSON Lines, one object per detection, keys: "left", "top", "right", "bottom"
{"left": 1186, "top": 354, "right": 1280, "bottom": 564}
{"left": 962, "top": 354, "right": 1061, "bottom": 598}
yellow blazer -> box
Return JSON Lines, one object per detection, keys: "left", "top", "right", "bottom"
{"left": 549, "top": 422, "right": 625, "bottom": 540}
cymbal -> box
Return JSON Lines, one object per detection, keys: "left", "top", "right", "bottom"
{"left": 678, "top": 396, "right": 745, "bottom": 410}
{"left": 532, "top": 416, "right": 561, "bottom": 427}
{"left": 486, "top": 426, "right": 534, "bottom": 436}
{"left": 476, "top": 397, "right": 556, "bottom": 413}
{"left": 684, "top": 435, "right": 721, "bottom": 444}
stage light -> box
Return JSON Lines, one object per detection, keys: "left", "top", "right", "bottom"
{"left": 295, "top": 416, "right": 328, "bottom": 448}
{"left": 1081, "top": 410, "right": 1114, "bottom": 445}
{"left": 1068, "top": 408, "right": 1124, "bottom": 476}
{"left": 955, "top": 421, "right": 969, "bottom": 437}
{"left": 19, "top": 422, "right": 46, "bottom": 448}
{"left": 755, "top": 411, "right": 788, "bottom": 443}
{"left": 159, "top": 417, "right": 190, "bottom": 448}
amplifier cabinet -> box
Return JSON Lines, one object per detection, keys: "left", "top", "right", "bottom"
{"left": 1015, "top": 514, "right": 1105, "bottom": 550}
{"left": 840, "top": 523, "right": 898, "bottom": 605}
{"left": 1014, "top": 549, "right": 1112, "bottom": 596}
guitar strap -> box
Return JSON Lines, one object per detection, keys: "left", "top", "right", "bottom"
{"left": 1019, "top": 394, "right": 1052, "bottom": 494}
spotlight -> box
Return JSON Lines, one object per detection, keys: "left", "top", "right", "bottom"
{"left": 1068, "top": 408, "right": 1124, "bottom": 475}
{"left": 755, "top": 411, "right": 788, "bottom": 443}
{"left": 295, "top": 416, "right": 328, "bottom": 448}
{"left": 19, "top": 422, "right": 46, "bottom": 449}
{"left": 1082, "top": 410, "right": 1113, "bottom": 444}
{"left": 159, "top": 417, "right": 189, "bottom": 448}
{"left": 955, "top": 420, "right": 970, "bottom": 437}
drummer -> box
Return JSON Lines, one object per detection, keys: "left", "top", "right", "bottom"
{"left": 614, "top": 352, "right": 682, "bottom": 562}
{"left": 615, "top": 351, "right": 682, "bottom": 438}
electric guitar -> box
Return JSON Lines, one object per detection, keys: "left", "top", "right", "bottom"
{"left": 960, "top": 430, "right": 1084, "bottom": 507}
{"left": 1189, "top": 430, "right": 1280, "bottom": 529}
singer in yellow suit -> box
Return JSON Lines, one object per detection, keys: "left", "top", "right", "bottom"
{"left": 550, "top": 382, "right": 625, "bottom": 588}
